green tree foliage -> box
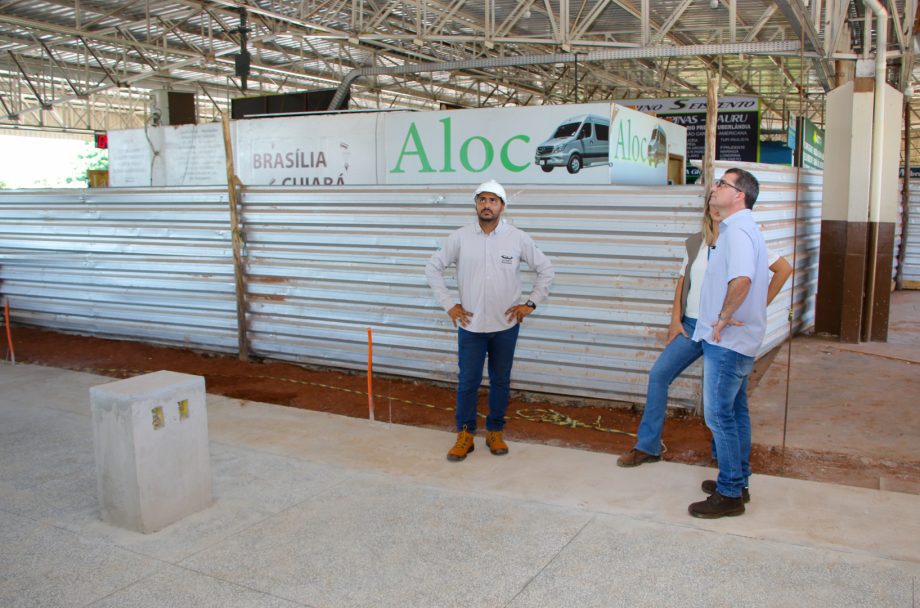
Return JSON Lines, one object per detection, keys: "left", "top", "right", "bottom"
{"left": 66, "top": 147, "right": 109, "bottom": 186}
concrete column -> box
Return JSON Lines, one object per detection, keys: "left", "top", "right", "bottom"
{"left": 864, "top": 81, "right": 902, "bottom": 340}
{"left": 815, "top": 79, "right": 902, "bottom": 342}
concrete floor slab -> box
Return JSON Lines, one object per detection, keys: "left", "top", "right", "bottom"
{"left": 0, "top": 364, "right": 105, "bottom": 415}
{"left": 2, "top": 361, "right": 919, "bottom": 608}
{"left": 0, "top": 361, "right": 67, "bottom": 388}
{"left": 85, "top": 566, "right": 305, "bottom": 608}
{"left": 506, "top": 513, "right": 920, "bottom": 608}
{"left": 0, "top": 406, "right": 97, "bottom": 521}
{"left": 71, "top": 442, "right": 354, "bottom": 563}
{"left": 0, "top": 510, "right": 158, "bottom": 608}
{"left": 207, "top": 391, "right": 920, "bottom": 564}
{"left": 181, "top": 472, "right": 591, "bottom": 608}
{"left": 0, "top": 376, "right": 353, "bottom": 563}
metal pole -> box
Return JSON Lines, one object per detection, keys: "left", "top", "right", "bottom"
{"left": 861, "top": 0, "right": 888, "bottom": 342}
{"left": 896, "top": 95, "right": 912, "bottom": 289}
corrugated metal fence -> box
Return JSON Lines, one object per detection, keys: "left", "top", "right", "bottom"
{"left": 0, "top": 162, "right": 820, "bottom": 408}
{"left": 902, "top": 180, "right": 920, "bottom": 286}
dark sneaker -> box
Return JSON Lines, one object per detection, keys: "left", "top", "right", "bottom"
{"left": 485, "top": 431, "right": 509, "bottom": 455}
{"left": 616, "top": 448, "right": 661, "bottom": 468}
{"left": 702, "top": 479, "right": 750, "bottom": 503}
{"left": 447, "top": 428, "right": 475, "bottom": 462}
{"left": 688, "top": 492, "right": 745, "bottom": 518}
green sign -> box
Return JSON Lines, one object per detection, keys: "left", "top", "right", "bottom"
{"left": 797, "top": 117, "right": 824, "bottom": 170}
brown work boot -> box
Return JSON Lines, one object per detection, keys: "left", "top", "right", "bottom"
{"left": 616, "top": 448, "right": 661, "bottom": 468}
{"left": 447, "top": 427, "right": 475, "bottom": 462}
{"left": 485, "top": 431, "right": 509, "bottom": 455}
{"left": 688, "top": 492, "right": 745, "bottom": 519}
{"left": 702, "top": 479, "right": 750, "bottom": 503}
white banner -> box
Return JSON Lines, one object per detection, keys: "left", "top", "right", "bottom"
{"left": 608, "top": 106, "right": 687, "bottom": 185}
{"left": 163, "top": 123, "right": 225, "bottom": 186}
{"left": 234, "top": 113, "right": 378, "bottom": 186}
{"left": 108, "top": 103, "right": 685, "bottom": 188}
{"left": 108, "top": 123, "right": 225, "bottom": 187}
{"left": 383, "top": 103, "right": 613, "bottom": 184}
{"left": 108, "top": 129, "right": 158, "bottom": 187}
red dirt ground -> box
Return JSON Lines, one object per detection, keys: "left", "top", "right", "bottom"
{"left": 10, "top": 326, "right": 919, "bottom": 492}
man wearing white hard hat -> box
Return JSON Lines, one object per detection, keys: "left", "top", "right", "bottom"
{"left": 425, "top": 180, "right": 555, "bottom": 461}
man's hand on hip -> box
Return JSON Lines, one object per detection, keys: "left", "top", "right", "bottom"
{"left": 712, "top": 276, "right": 751, "bottom": 342}
{"left": 505, "top": 304, "right": 534, "bottom": 323}
{"left": 448, "top": 304, "right": 473, "bottom": 327}
{"left": 712, "top": 316, "right": 744, "bottom": 342}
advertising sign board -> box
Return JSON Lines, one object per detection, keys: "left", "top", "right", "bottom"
{"left": 383, "top": 103, "right": 613, "bottom": 184}
{"left": 795, "top": 116, "right": 825, "bottom": 170}
{"left": 108, "top": 103, "right": 685, "bottom": 188}
{"left": 615, "top": 96, "right": 760, "bottom": 181}
{"left": 608, "top": 105, "right": 685, "bottom": 185}
{"left": 383, "top": 102, "right": 685, "bottom": 186}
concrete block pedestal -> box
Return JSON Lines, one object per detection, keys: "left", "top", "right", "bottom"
{"left": 90, "top": 370, "right": 212, "bottom": 533}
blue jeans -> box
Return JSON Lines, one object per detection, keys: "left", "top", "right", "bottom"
{"left": 456, "top": 324, "right": 520, "bottom": 433}
{"left": 701, "top": 341, "right": 753, "bottom": 499}
{"left": 635, "top": 317, "right": 702, "bottom": 455}
{"left": 710, "top": 393, "right": 749, "bottom": 467}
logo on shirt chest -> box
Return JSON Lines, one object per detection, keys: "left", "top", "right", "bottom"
{"left": 500, "top": 254, "right": 514, "bottom": 264}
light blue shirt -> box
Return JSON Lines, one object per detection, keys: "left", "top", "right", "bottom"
{"left": 425, "top": 220, "right": 554, "bottom": 333}
{"left": 692, "top": 209, "right": 769, "bottom": 357}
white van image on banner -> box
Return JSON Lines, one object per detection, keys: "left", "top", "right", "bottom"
{"left": 534, "top": 114, "right": 610, "bottom": 174}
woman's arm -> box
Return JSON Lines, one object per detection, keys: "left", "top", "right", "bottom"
{"left": 667, "top": 275, "right": 687, "bottom": 343}
{"left": 766, "top": 256, "right": 793, "bottom": 305}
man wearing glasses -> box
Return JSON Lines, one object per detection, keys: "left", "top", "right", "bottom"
{"left": 689, "top": 168, "right": 769, "bottom": 518}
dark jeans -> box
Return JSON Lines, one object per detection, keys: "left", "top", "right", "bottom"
{"left": 455, "top": 324, "right": 520, "bottom": 433}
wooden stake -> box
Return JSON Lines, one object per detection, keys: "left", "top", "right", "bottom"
{"left": 222, "top": 113, "right": 249, "bottom": 362}
{"left": 4, "top": 301, "right": 14, "bottom": 364}
{"left": 703, "top": 76, "right": 720, "bottom": 189}
{"left": 367, "top": 327, "right": 375, "bottom": 421}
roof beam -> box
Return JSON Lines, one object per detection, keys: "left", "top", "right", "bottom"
{"left": 773, "top": 0, "right": 833, "bottom": 91}
{"left": 744, "top": 5, "right": 778, "bottom": 43}
{"left": 651, "top": 0, "right": 694, "bottom": 45}
{"left": 571, "top": 0, "right": 614, "bottom": 41}
{"left": 7, "top": 51, "right": 50, "bottom": 109}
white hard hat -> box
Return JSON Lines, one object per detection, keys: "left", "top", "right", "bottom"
{"left": 474, "top": 180, "right": 507, "bottom": 204}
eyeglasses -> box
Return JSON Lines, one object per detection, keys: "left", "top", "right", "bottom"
{"left": 713, "top": 178, "right": 743, "bottom": 194}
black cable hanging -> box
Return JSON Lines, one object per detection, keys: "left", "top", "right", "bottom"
{"left": 233, "top": 7, "right": 251, "bottom": 92}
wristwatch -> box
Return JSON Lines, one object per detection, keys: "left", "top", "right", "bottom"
{"left": 524, "top": 300, "right": 536, "bottom": 310}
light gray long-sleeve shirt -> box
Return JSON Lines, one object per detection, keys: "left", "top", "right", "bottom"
{"left": 425, "top": 220, "right": 554, "bottom": 334}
